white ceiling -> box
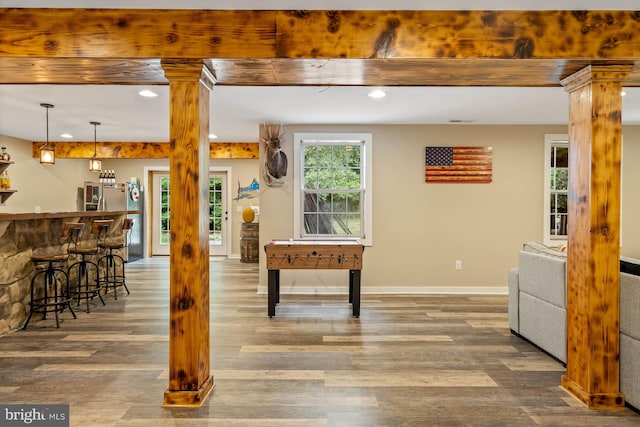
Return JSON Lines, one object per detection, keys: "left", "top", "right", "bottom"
{"left": 1, "top": 1, "right": 639, "bottom": 143}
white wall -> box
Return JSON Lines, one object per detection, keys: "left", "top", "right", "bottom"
{"left": 258, "top": 124, "right": 640, "bottom": 293}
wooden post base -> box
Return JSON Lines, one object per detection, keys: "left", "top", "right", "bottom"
{"left": 561, "top": 375, "right": 625, "bottom": 409}
{"left": 162, "top": 376, "right": 215, "bottom": 408}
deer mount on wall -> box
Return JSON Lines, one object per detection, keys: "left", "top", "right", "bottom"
{"left": 262, "top": 124, "right": 288, "bottom": 187}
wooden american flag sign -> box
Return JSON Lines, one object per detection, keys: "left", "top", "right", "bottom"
{"left": 425, "top": 146, "right": 493, "bottom": 183}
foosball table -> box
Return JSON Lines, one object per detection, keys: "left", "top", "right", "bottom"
{"left": 264, "top": 239, "right": 365, "bottom": 317}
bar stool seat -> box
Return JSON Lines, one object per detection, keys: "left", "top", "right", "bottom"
{"left": 99, "top": 218, "right": 135, "bottom": 300}
{"left": 23, "top": 222, "right": 83, "bottom": 329}
{"left": 68, "top": 219, "right": 113, "bottom": 313}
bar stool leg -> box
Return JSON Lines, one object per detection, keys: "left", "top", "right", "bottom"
{"left": 70, "top": 257, "right": 104, "bottom": 313}
{"left": 23, "top": 262, "right": 77, "bottom": 330}
{"left": 99, "top": 249, "right": 129, "bottom": 300}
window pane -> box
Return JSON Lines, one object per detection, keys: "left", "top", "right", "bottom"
{"left": 333, "top": 167, "right": 347, "bottom": 189}
{"left": 333, "top": 145, "right": 347, "bottom": 167}
{"left": 304, "top": 145, "right": 318, "bottom": 166}
{"left": 318, "top": 193, "right": 331, "bottom": 213}
{"left": 347, "top": 214, "right": 361, "bottom": 236}
{"left": 332, "top": 193, "right": 347, "bottom": 214}
{"left": 304, "top": 213, "right": 317, "bottom": 234}
{"left": 347, "top": 145, "right": 361, "bottom": 166}
{"left": 317, "top": 146, "right": 333, "bottom": 167}
{"left": 550, "top": 193, "right": 568, "bottom": 214}
{"left": 317, "top": 213, "right": 333, "bottom": 234}
{"left": 304, "top": 192, "right": 317, "bottom": 212}
{"left": 550, "top": 192, "right": 568, "bottom": 236}
{"left": 304, "top": 167, "right": 317, "bottom": 189}
{"left": 347, "top": 193, "right": 361, "bottom": 212}
{"left": 347, "top": 168, "right": 361, "bottom": 189}
{"left": 550, "top": 213, "right": 568, "bottom": 236}
{"left": 551, "top": 146, "right": 569, "bottom": 168}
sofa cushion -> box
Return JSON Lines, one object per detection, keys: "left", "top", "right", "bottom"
{"left": 621, "top": 333, "right": 640, "bottom": 410}
{"left": 519, "top": 291, "right": 567, "bottom": 363}
{"left": 518, "top": 250, "right": 566, "bottom": 308}
{"left": 522, "top": 242, "right": 567, "bottom": 259}
{"left": 620, "top": 272, "right": 640, "bottom": 341}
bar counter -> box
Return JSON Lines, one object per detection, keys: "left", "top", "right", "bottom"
{"left": 0, "top": 210, "right": 138, "bottom": 221}
{"left": 0, "top": 210, "right": 133, "bottom": 335}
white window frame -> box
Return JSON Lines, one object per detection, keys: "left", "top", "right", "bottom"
{"left": 543, "top": 133, "right": 625, "bottom": 248}
{"left": 293, "top": 132, "right": 373, "bottom": 246}
{"left": 543, "top": 134, "right": 569, "bottom": 246}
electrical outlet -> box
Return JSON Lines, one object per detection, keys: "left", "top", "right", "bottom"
{"left": 455, "top": 260, "right": 462, "bottom": 270}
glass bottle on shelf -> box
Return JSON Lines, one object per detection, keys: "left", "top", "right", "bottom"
{"left": 0, "top": 147, "right": 10, "bottom": 161}
{"left": 1, "top": 170, "right": 10, "bottom": 190}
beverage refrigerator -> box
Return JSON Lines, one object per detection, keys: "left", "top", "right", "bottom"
{"left": 82, "top": 181, "right": 144, "bottom": 262}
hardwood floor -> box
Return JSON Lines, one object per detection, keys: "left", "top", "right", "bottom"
{"left": 1, "top": 258, "right": 639, "bottom": 426}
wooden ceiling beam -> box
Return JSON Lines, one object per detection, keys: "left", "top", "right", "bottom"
{"left": 30, "top": 141, "right": 258, "bottom": 159}
{"left": 0, "top": 9, "right": 276, "bottom": 59}
{"left": 1, "top": 10, "right": 640, "bottom": 87}
{"left": 2, "top": 10, "right": 639, "bottom": 61}
{"left": 1, "top": 57, "right": 639, "bottom": 86}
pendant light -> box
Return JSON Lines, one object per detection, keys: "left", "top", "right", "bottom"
{"left": 39, "top": 103, "right": 55, "bottom": 165}
{"left": 89, "top": 121, "right": 102, "bottom": 172}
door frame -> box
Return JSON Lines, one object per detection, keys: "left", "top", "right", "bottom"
{"left": 144, "top": 165, "right": 233, "bottom": 258}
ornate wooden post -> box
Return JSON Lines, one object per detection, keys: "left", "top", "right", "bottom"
{"left": 560, "top": 64, "right": 632, "bottom": 409}
{"left": 161, "top": 59, "right": 215, "bottom": 407}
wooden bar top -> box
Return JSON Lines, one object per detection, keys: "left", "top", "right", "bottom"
{"left": 0, "top": 210, "right": 138, "bottom": 221}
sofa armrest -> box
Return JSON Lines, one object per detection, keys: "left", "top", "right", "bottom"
{"left": 508, "top": 267, "right": 520, "bottom": 333}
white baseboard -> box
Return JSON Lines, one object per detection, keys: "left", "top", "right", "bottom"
{"left": 256, "top": 286, "right": 508, "bottom": 295}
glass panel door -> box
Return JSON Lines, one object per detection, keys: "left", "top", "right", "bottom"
{"left": 151, "top": 171, "right": 228, "bottom": 256}
{"left": 208, "top": 173, "right": 228, "bottom": 256}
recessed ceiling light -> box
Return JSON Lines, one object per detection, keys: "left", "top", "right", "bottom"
{"left": 622, "top": 90, "right": 627, "bottom": 97}
{"left": 209, "top": 133, "right": 218, "bottom": 139}
{"left": 60, "top": 133, "right": 73, "bottom": 139}
{"left": 138, "top": 89, "right": 159, "bottom": 98}
{"left": 368, "top": 89, "right": 386, "bottom": 99}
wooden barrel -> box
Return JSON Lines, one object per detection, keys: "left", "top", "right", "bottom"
{"left": 240, "top": 222, "right": 259, "bottom": 263}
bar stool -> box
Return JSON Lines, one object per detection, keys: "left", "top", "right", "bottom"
{"left": 23, "top": 222, "right": 83, "bottom": 329}
{"left": 98, "top": 218, "right": 135, "bottom": 300}
{"left": 68, "top": 219, "right": 113, "bottom": 313}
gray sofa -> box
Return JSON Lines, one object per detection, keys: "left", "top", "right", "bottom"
{"left": 508, "top": 242, "right": 640, "bottom": 410}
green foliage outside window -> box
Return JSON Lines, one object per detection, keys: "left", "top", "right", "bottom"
{"left": 302, "top": 143, "right": 363, "bottom": 237}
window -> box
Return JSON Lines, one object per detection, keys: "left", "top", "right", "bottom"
{"left": 294, "top": 133, "right": 372, "bottom": 245}
{"left": 543, "top": 134, "right": 568, "bottom": 245}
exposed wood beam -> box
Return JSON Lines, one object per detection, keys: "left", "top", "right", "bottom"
{"left": 1, "top": 10, "right": 640, "bottom": 87}
{"left": 2, "top": 10, "right": 639, "bottom": 60}
{"left": 3, "top": 57, "right": 639, "bottom": 86}
{"left": 0, "top": 9, "right": 276, "bottom": 59}
{"left": 30, "top": 141, "right": 258, "bottom": 159}
{"left": 276, "top": 10, "right": 640, "bottom": 60}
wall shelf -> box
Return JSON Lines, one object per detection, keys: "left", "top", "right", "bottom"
{"left": 0, "top": 160, "right": 16, "bottom": 203}
{"left": 0, "top": 190, "right": 17, "bottom": 203}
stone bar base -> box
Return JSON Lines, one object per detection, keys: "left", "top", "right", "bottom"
{"left": 0, "top": 211, "right": 132, "bottom": 335}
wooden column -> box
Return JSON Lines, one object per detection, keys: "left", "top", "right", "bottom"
{"left": 560, "top": 64, "right": 632, "bottom": 409}
{"left": 161, "top": 59, "right": 215, "bottom": 407}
